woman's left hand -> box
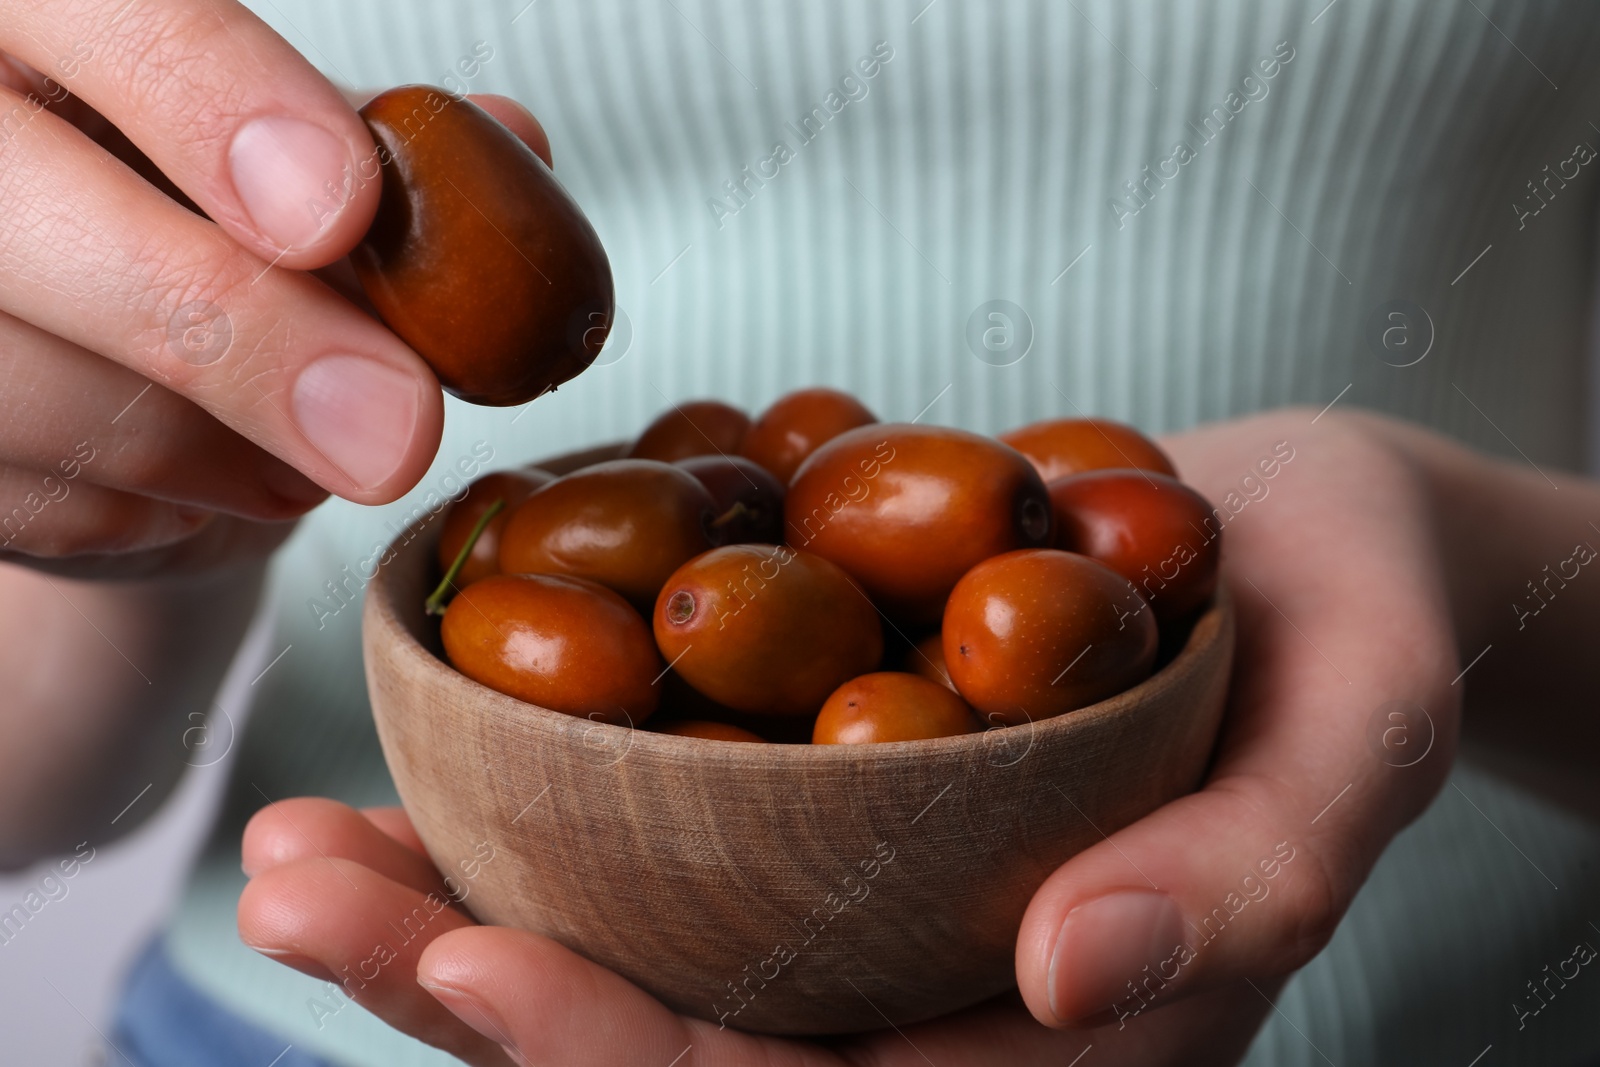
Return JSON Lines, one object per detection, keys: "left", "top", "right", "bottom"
{"left": 238, "top": 407, "right": 1472, "bottom": 1066}
{"left": 237, "top": 799, "right": 1282, "bottom": 1066}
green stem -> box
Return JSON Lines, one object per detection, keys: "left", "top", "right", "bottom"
{"left": 710, "top": 501, "right": 751, "bottom": 529}
{"left": 425, "top": 497, "right": 505, "bottom": 616}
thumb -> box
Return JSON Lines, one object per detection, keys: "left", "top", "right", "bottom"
{"left": 1017, "top": 776, "right": 1331, "bottom": 1028}
{"left": 1016, "top": 569, "right": 1459, "bottom": 1028}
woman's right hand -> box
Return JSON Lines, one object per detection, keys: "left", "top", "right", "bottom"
{"left": 0, "top": 0, "right": 452, "bottom": 579}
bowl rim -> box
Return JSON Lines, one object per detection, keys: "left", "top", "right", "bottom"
{"left": 366, "top": 447, "right": 1233, "bottom": 764}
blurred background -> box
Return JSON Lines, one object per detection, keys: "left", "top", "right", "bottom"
{"left": 6, "top": 0, "right": 1600, "bottom": 1063}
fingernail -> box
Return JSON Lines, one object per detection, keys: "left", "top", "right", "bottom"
{"left": 229, "top": 116, "right": 353, "bottom": 250}
{"left": 243, "top": 944, "right": 338, "bottom": 984}
{"left": 291, "top": 355, "right": 420, "bottom": 492}
{"left": 419, "top": 980, "right": 524, "bottom": 1062}
{"left": 134, "top": 504, "right": 213, "bottom": 550}
{"left": 1047, "top": 890, "right": 1186, "bottom": 1024}
{"left": 175, "top": 505, "right": 215, "bottom": 528}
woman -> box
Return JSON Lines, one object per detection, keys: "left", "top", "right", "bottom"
{"left": 0, "top": 1, "right": 1596, "bottom": 1064}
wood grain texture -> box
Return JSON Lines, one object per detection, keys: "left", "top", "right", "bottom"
{"left": 363, "top": 444, "right": 1235, "bottom": 1035}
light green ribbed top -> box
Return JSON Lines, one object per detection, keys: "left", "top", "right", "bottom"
{"left": 168, "top": 2, "right": 1600, "bottom": 1064}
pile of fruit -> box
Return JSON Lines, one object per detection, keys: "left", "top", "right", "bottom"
{"left": 430, "top": 388, "right": 1220, "bottom": 744}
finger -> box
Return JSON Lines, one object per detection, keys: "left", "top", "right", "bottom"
{"left": 238, "top": 857, "right": 508, "bottom": 1066}
{"left": 241, "top": 797, "right": 447, "bottom": 899}
{"left": 417, "top": 926, "right": 783, "bottom": 1067}
{"left": 0, "top": 84, "right": 443, "bottom": 503}
{"left": 0, "top": 310, "right": 325, "bottom": 520}
{"left": 424, "top": 919, "right": 1268, "bottom": 1067}
{"left": 1016, "top": 435, "right": 1459, "bottom": 1026}
{"left": 0, "top": 463, "right": 212, "bottom": 558}
{"left": 835, "top": 980, "right": 1276, "bottom": 1067}
{"left": 360, "top": 805, "right": 428, "bottom": 854}
{"left": 7, "top": 67, "right": 203, "bottom": 213}
{"left": 2, "top": 0, "right": 379, "bottom": 267}
{"left": 0, "top": 52, "right": 33, "bottom": 95}
{"left": 4, "top": 510, "right": 293, "bottom": 580}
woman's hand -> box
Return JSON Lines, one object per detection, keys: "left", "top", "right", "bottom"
{"left": 0, "top": 2, "right": 560, "bottom": 861}
{"left": 238, "top": 801, "right": 1279, "bottom": 1066}
{"left": 0, "top": 0, "right": 456, "bottom": 578}
{"left": 240, "top": 407, "right": 1489, "bottom": 1066}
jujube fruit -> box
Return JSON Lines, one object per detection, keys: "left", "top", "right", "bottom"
{"left": 498, "top": 460, "right": 718, "bottom": 610}
{"left": 1049, "top": 471, "right": 1221, "bottom": 624}
{"left": 630, "top": 400, "right": 751, "bottom": 462}
{"left": 674, "top": 455, "right": 785, "bottom": 544}
{"left": 654, "top": 545, "right": 883, "bottom": 715}
{"left": 657, "top": 670, "right": 816, "bottom": 744}
{"left": 441, "top": 573, "right": 659, "bottom": 723}
{"left": 787, "top": 424, "right": 1052, "bottom": 624}
{"left": 740, "top": 387, "right": 877, "bottom": 484}
{"left": 943, "top": 549, "right": 1157, "bottom": 725}
{"left": 906, "top": 632, "right": 955, "bottom": 691}
{"left": 353, "top": 86, "right": 614, "bottom": 405}
{"left": 999, "top": 417, "right": 1176, "bottom": 482}
{"left": 436, "top": 469, "right": 555, "bottom": 587}
{"left": 812, "top": 673, "right": 979, "bottom": 744}
{"left": 655, "top": 720, "right": 765, "bottom": 742}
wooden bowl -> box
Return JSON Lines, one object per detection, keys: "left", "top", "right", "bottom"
{"left": 363, "top": 444, "right": 1235, "bottom": 1035}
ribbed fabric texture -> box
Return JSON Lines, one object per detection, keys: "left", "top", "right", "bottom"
{"left": 162, "top": 3, "right": 1600, "bottom": 1065}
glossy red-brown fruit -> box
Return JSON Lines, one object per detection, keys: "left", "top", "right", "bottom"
{"left": 436, "top": 469, "right": 555, "bottom": 587}
{"left": 353, "top": 86, "right": 614, "bottom": 405}
{"left": 812, "top": 673, "right": 979, "bottom": 744}
{"left": 740, "top": 387, "right": 877, "bottom": 485}
{"left": 1050, "top": 471, "right": 1221, "bottom": 624}
{"left": 440, "top": 573, "right": 659, "bottom": 723}
{"left": 654, "top": 545, "right": 883, "bottom": 716}
{"left": 656, "top": 672, "right": 816, "bottom": 744}
{"left": 655, "top": 720, "right": 765, "bottom": 742}
{"left": 906, "top": 632, "right": 955, "bottom": 691}
{"left": 674, "top": 455, "right": 785, "bottom": 544}
{"left": 786, "top": 423, "right": 1053, "bottom": 624}
{"left": 943, "top": 549, "right": 1157, "bottom": 725}
{"left": 999, "top": 417, "right": 1176, "bottom": 483}
{"left": 498, "top": 460, "right": 718, "bottom": 610}
{"left": 629, "top": 401, "right": 751, "bottom": 463}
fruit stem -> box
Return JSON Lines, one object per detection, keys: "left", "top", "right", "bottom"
{"left": 710, "top": 501, "right": 751, "bottom": 529}
{"left": 424, "top": 498, "right": 505, "bottom": 616}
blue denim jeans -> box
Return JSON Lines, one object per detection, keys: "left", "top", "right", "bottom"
{"left": 111, "top": 937, "right": 334, "bottom": 1067}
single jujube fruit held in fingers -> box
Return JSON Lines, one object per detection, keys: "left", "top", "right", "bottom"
{"left": 812, "top": 673, "right": 979, "bottom": 744}
{"left": 654, "top": 544, "right": 883, "bottom": 715}
{"left": 352, "top": 86, "right": 614, "bottom": 405}
{"left": 436, "top": 469, "right": 555, "bottom": 587}
{"left": 943, "top": 549, "right": 1158, "bottom": 725}
{"left": 1000, "top": 417, "right": 1176, "bottom": 482}
{"left": 498, "top": 460, "right": 719, "bottom": 610}
{"left": 740, "top": 387, "right": 877, "bottom": 484}
{"left": 1050, "top": 470, "right": 1221, "bottom": 624}
{"left": 440, "top": 573, "right": 659, "bottom": 723}
{"left": 630, "top": 400, "right": 751, "bottom": 463}
{"left": 674, "top": 455, "right": 785, "bottom": 544}
{"left": 787, "top": 424, "right": 1053, "bottom": 624}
